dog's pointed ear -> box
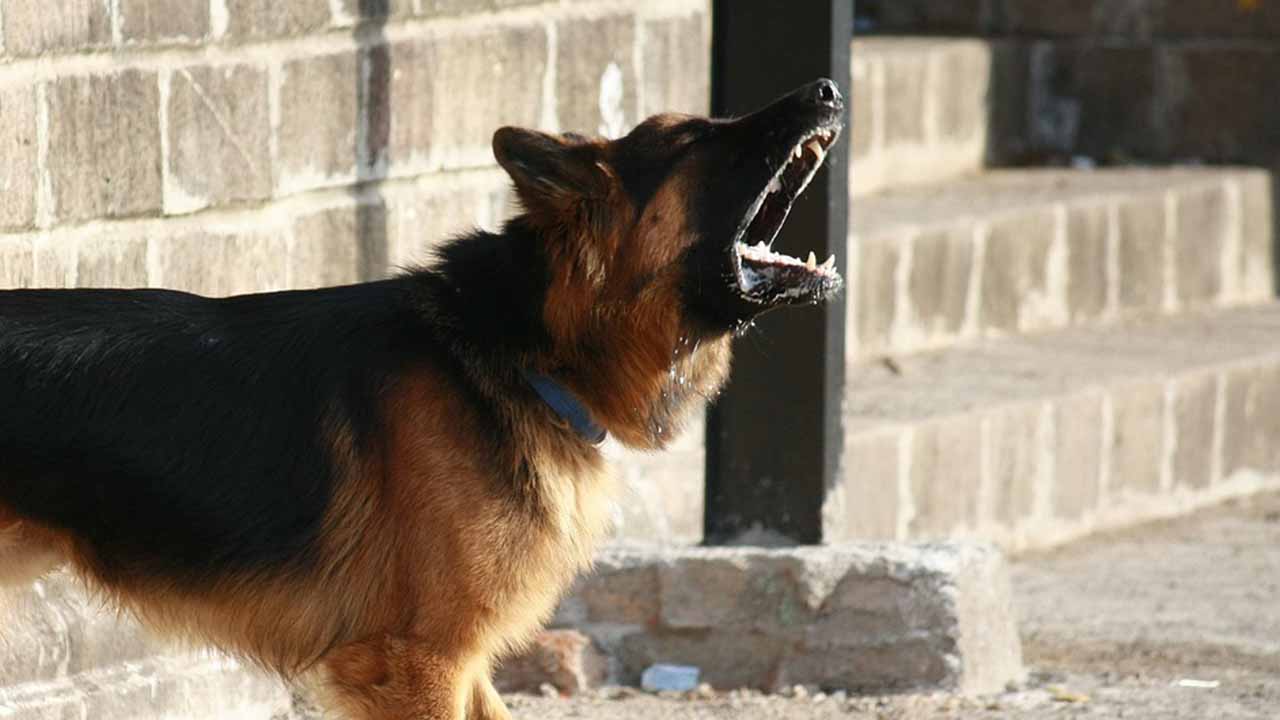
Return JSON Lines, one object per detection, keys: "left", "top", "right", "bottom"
{"left": 493, "top": 127, "right": 605, "bottom": 211}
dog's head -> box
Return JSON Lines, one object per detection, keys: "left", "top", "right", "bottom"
{"left": 493, "top": 79, "right": 844, "bottom": 447}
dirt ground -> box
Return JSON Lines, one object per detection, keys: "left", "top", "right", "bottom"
{"left": 509, "top": 492, "right": 1280, "bottom": 719}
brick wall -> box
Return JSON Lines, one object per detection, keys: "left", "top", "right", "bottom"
{"left": 0, "top": 0, "right": 711, "bottom": 542}
{"left": 874, "top": 0, "right": 1280, "bottom": 169}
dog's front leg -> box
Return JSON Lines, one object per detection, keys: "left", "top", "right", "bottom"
{"left": 322, "top": 635, "right": 470, "bottom": 720}
{"left": 467, "top": 673, "right": 512, "bottom": 720}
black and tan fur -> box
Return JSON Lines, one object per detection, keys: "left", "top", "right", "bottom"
{"left": 0, "top": 80, "right": 844, "bottom": 719}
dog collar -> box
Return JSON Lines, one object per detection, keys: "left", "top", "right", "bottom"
{"left": 522, "top": 371, "right": 607, "bottom": 446}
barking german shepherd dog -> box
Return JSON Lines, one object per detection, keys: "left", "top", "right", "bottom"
{"left": 0, "top": 80, "right": 843, "bottom": 718}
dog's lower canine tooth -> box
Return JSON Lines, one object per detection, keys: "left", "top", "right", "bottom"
{"left": 806, "top": 251, "right": 817, "bottom": 269}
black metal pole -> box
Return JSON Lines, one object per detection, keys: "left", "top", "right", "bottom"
{"left": 704, "top": 1, "right": 852, "bottom": 545}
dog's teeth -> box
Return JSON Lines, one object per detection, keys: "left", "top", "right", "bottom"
{"left": 766, "top": 175, "right": 783, "bottom": 195}
{"left": 806, "top": 251, "right": 817, "bottom": 270}
{"left": 793, "top": 144, "right": 804, "bottom": 160}
{"left": 822, "top": 255, "right": 836, "bottom": 270}
{"left": 806, "top": 139, "right": 826, "bottom": 161}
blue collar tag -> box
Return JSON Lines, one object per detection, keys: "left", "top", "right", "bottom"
{"left": 522, "top": 371, "right": 607, "bottom": 446}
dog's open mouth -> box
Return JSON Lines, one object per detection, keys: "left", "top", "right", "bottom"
{"left": 730, "top": 126, "right": 844, "bottom": 306}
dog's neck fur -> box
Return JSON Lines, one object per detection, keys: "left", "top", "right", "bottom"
{"left": 407, "top": 217, "right": 732, "bottom": 451}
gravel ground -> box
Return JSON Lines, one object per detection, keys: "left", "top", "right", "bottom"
{"left": 509, "top": 492, "right": 1280, "bottom": 719}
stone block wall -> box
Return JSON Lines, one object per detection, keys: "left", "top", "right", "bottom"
{"left": 0, "top": 0, "right": 712, "bottom": 543}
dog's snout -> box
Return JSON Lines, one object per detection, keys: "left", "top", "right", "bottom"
{"left": 807, "top": 79, "right": 842, "bottom": 110}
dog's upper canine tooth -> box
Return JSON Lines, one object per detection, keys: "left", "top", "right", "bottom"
{"left": 806, "top": 251, "right": 817, "bottom": 270}
{"left": 806, "top": 139, "right": 826, "bottom": 160}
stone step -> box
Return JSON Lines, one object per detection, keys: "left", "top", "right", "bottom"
{"left": 850, "top": 37, "right": 996, "bottom": 196}
{"left": 0, "top": 574, "right": 301, "bottom": 720}
{"left": 850, "top": 167, "right": 1275, "bottom": 359}
{"left": 827, "top": 303, "right": 1280, "bottom": 552}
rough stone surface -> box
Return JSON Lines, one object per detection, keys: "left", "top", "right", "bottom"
{"left": 1116, "top": 195, "right": 1167, "bottom": 312}
{"left": 1171, "top": 371, "right": 1219, "bottom": 491}
{"left": 1107, "top": 379, "right": 1166, "bottom": 497}
{"left": 1222, "top": 362, "right": 1280, "bottom": 479}
{"left": 495, "top": 630, "right": 607, "bottom": 696}
{"left": 1173, "top": 183, "right": 1227, "bottom": 305}
{"left": 830, "top": 427, "right": 902, "bottom": 541}
{"left": 1064, "top": 201, "right": 1109, "bottom": 322}
{"left": 988, "top": 404, "right": 1042, "bottom": 527}
{"left": 0, "top": 84, "right": 38, "bottom": 230}
{"left": 980, "top": 208, "right": 1055, "bottom": 334}
{"left": 0, "top": 0, "right": 110, "bottom": 56}
{"left": 557, "top": 16, "right": 637, "bottom": 137}
{"left": 120, "top": 0, "right": 211, "bottom": 43}
{"left": 851, "top": 236, "right": 899, "bottom": 355}
{"left": 166, "top": 64, "right": 273, "bottom": 211}
{"left": 909, "top": 415, "right": 983, "bottom": 537}
{"left": 278, "top": 53, "right": 360, "bottom": 192}
{"left": 556, "top": 544, "right": 1023, "bottom": 695}
{"left": 1238, "top": 172, "right": 1276, "bottom": 300}
{"left": 46, "top": 71, "right": 164, "bottom": 223}
{"left": 882, "top": 52, "right": 927, "bottom": 147}
{"left": 908, "top": 225, "right": 973, "bottom": 339}
{"left": 0, "top": 236, "right": 34, "bottom": 288}
{"left": 934, "top": 41, "right": 991, "bottom": 141}
{"left": 1051, "top": 391, "right": 1103, "bottom": 520}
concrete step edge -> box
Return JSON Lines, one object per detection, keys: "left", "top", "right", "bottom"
{"left": 849, "top": 167, "right": 1276, "bottom": 358}
{"left": 832, "top": 303, "right": 1280, "bottom": 552}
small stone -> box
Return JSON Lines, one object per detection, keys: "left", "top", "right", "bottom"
{"left": 641, "top": 664, "right": 701, "bottom": 693}
{"left": 539, "top": 683, "right": 560, "bottom": 699}
{"left": 691, "top": 683, "right": 716, "bottom": 700}
{"left": 791, "top": 684, "right": 809, "bottom": 700}
{"left": 812, "top": 692, "right": 828, "bottom": 703}
{"left": 831, "top": 691, "right": 848, "bottom": 703}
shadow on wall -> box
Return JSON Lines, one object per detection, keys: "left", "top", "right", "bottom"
{"left": 356, "top": 0, "right": 392, "bottom": 282}
{"left": 856, "top": 0, "right": 1280, "bottom": 297}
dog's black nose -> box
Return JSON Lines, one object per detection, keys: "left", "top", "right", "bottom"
{"left": 807, "top": 79, "right": 843, "bottom": 110}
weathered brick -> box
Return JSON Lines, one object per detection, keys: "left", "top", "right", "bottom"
{"left": 494, "top": 630, "right": 607, "bottom": 696}
{"left": 291, "top": 202, "right": 386, "bottom": 288}
{"left": 32, "top": 237, "right": 77, "bottom": 288}
{"left": 642, "top": 14, "right": 709, "bottom": 117}
{"left": 980, "top": 209, "right": 1055, "bottom": 333}
{"left": 1116, "top": 196, "right": 1166, "bottom": 312}
{"left": 1171, "top": 372, "right": 1219, "bottom": 491}
{"left": 397, "top": 26, "right": 547, "bottom": 170}
{"left": 1066, "top": 45, "right": 1163, "bottom": 162}
{"left": 1164, "top": 47, "right": 1280, "bottom": 162}
{"left": 1052, "top": 391, "right": 1103, "bottom": 520}
{"left": 167, "top": 64, "right": 272, "bottom": 212}
{"left": 223, "top": 0, "right": 329, "bottom": 39}
{"left": 332, "top": 0, "right": 415, "bottom": 23}
{"left": 853, "top": 237, "right": 900, "bottom": 354}
{"left": 557, "top": 16, "right": 637, "bottom": 137}
{"left": 988, "top": 404, "right": 1042, "bottom": 527}
{"left": 1065, "top": 202, "right": 1109, "bottom": 323}
{"left": 0, "top": 236, "right": 33, "bottom": 288}
{"left": 883, "top": 52, "right": 927, "bottom": 146}
{"left": 0, "top": 0, "right": 110, "bottom": 56}
{"left": 1222, "top": 363, "right": 1280, "bottom": 479}
{"left": 1238, "top": 172, "right": 1275, "bottom": 299}
{"left": 47, "top": 71, "right": 164, "bottom": 223}
{"left": 0, "top": 85, "right": 38, "bottom": 230}
{"left": 151, "top": 229, "right": 288, "bottom": 295}
{"left": 278, "top": 53, "right": 360, "bottom": 192}
{"left": 120, "top": 0, "right": 211, "bottom": 43}
{"left": 1108, "top": 380, "right": 1166, "bottom": 496}
{"left": 1173, "top": 183, "right": 1227, "bottom": 305}
{"left": 76, "top": 233, "right": 148, "bottom": 287}
{"left": 935, "top": 43, "right": 990, "bottom": 141}
{"left": 879, "top": 0, "right": 989, "bottom": 33}
{"left": 834, "top": 428, "right": 902, "bottom": 540}
{"left": 1159, "top": 0, "right": 1280, "bottom": 38}
{"left": 908, "top": 225, "right": 972, "bottom": 338}
{"left": 386, "top": 183, "right": 490, "bottom": 270}
{"left": 908, "top": 415, "right": 983, "bottom": 537}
